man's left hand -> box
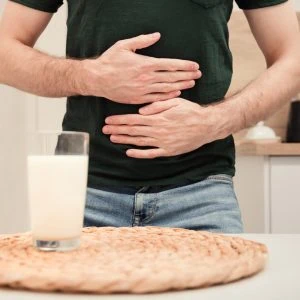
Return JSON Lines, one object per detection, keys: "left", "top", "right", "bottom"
{"left": 103, "top": 98, "right": 226, "bottom": 159}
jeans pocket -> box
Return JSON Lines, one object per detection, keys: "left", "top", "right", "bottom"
{"left": 190, "top": 0, "right": 224, "bottom": 8}
{"left": 85, "top": 187, "right": 102, "bottom": 209}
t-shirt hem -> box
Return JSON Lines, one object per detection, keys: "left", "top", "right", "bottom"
{"left": 87, "top": 170, "right": 236, "bottom": 188}
{"left": 9, "top": 0, "right": 62, "bottom": 13}
{"left": 237, "top": 0, "right": 288, "bottom": 10}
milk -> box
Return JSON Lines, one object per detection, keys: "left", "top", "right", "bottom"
{"left": 27, "top": 155, "right": 88, "bottom": 241}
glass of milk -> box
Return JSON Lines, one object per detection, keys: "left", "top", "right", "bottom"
{"left": 27, "top": 131, "right": 89, "bottom": 252}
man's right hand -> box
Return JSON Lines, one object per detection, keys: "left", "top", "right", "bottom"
{"left": 80, "top": 33, "right": 202, "bottom": 104}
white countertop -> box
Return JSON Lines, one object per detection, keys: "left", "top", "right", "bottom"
{"left": 0, "top": 235, "right": 299, "bottom": 300}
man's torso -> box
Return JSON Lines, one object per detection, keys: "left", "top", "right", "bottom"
{"left": 63, "top": 0, "right": 236, "bottom": 187}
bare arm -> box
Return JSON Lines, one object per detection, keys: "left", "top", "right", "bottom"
{"left": 0, "top": 2, "right": 200, "bottom": 102}
{"left": 0, "top": 2, "right": 82, "bottom": 97}
{"left": 217, "top": 0, "right": 300, "bottom": 135}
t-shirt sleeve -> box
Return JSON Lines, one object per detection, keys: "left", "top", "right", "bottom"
{"left": 236, "top": 0, "right": 288, "bottom": 10}
{"left": 9, "top": 0, "right": 63, "bottom": 13}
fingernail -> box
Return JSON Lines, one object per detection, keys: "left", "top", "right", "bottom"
{"left": 193, "top": 63, "right": 199, "bottom": 70}
{"left": 152, "top": 32, "right": 161, "bottom": 38}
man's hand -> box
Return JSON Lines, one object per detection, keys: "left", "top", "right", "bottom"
{"left": 102, "top": 98, "right": 225, "bottom": 159}
{"left": 80, "top": 33, "right": 201, "bottom": 104}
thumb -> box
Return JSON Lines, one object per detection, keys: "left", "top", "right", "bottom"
{"left": 139, "top": 98, "right": 180, "bottom": 116}
{"left": 120, "top": 32, "right": 161, "bottom": 52}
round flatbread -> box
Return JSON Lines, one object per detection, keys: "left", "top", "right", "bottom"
{"left": 0, "top": 227, "right": 268, "bottom": 294}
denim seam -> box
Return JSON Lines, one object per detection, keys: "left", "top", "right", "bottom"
{"left": 206, "top": 176, "right": 233, "bottom": 184}
{"left": 141, "top": 195, "right": 159, "bottom": 225}
{"left": 132, "top": 187, "right": 148, "bottom": 226}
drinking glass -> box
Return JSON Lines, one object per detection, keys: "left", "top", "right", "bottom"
{"left": 27, "top": 131, "right": 89, "bottom": 252}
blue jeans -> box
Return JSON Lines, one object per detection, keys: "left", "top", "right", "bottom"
{"left": 84, "top": 174, "right": 244, "bottom": 233}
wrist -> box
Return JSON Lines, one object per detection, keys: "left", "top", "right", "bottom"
{"left": 75, "top": 59, "right": 106, "bottom": 97}
{"left": 208, "top": 98, "right": 245, "bottom": 140}
{"left": 74, "top": 59, "right": 92, "bottom": 96}
{"left": 65, "top": 59, "right": 88, "bottom": 96}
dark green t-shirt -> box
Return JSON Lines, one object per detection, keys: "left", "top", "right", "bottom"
{"left": 11, "top": 0, "right": 287, "bottom": 187}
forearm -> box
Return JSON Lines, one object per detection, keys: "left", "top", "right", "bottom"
{"left": 217, "top": 47, "right": 300, "bottom": 137}
{"left": 0, "top": 37, "right": 84, "bottom": 97}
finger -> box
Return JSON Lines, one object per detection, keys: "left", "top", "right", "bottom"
{"left": 139, "top": 90, "right": 181, "bottom": 104}
{"left": 105, "top": 114, "right": 153, "bottom": 126}
{"left": 110, "top": 135, "right": 158, "bottom": 147}
{"left": 126, "top": 148, "right": 168, "bottom": 159}
{"left": 152, "top": 58, "right": 199, "bottom": 72}
{"left": 102, "top": 125, "right": 154, "bottom": 137}
{"left": 147, "top": 80, "right": 195, "bottom": 94}
{"left": 139, "top": 98, "right": 180, "bottom": 115}
{"left": 153, "top": 70, "right": 202, "bottom": 83}
{"left": 118, "top": 32, "right": 161, "bottom": 52}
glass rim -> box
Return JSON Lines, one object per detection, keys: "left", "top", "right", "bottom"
{"left": 27, "top": 131, "right": 90, "bottom": 138}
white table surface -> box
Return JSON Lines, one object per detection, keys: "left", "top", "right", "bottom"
{"left": 0, "top": 235, "right": 299, "bottom": 300}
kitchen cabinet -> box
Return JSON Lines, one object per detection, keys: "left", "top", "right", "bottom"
{"left": 270, "top": 157, "right": 300, "bottom": 233}
{"left": 234, "top": 153, "right": 300, "bottom": 233}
